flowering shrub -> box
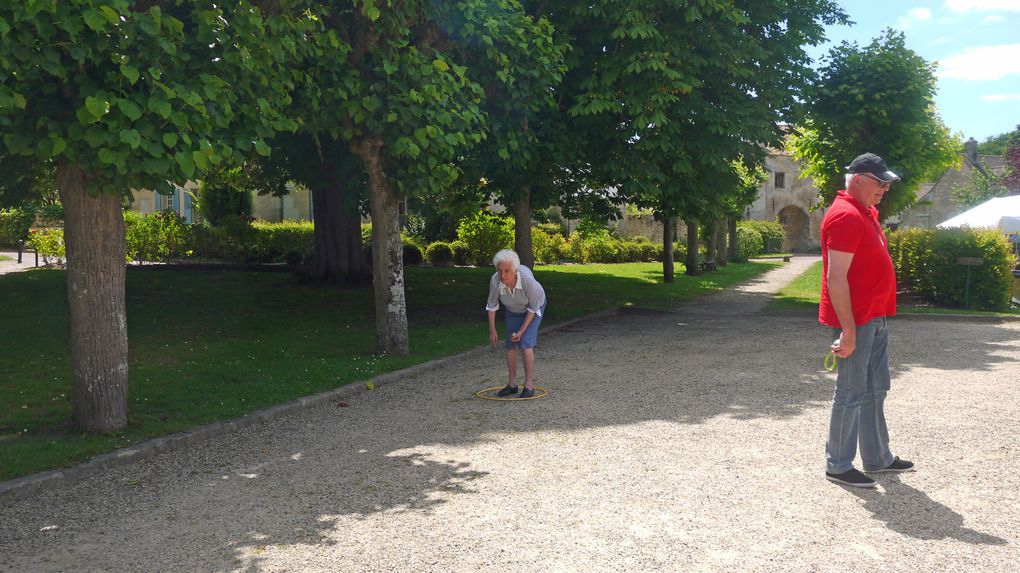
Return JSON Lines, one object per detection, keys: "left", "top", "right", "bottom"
{"left": 27, "top": 228, "right": 65, "bottom": 265}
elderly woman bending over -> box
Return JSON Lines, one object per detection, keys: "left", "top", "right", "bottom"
{"left": 485, "top": 249, "right": 547, "bottom": 398}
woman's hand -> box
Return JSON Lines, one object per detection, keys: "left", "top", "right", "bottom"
{"left": 489, "top": 328, "right": 499, "bottom": 348}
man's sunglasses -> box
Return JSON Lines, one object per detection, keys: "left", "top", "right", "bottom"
{"left": 859, "top": 173, "right": 892, "bottom": 189}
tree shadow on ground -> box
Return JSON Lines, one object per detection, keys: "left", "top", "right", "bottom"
{"left": 2, "top": 279, "right": 1017, "bottom": 571}
{"left": 845, "top": 475, "right": 1006, "bottom": 545}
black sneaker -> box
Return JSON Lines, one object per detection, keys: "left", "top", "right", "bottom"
{"left": 865, "top": 457, "right": 915, "bottom": 474}
{"left": 496, "top": 385, "right": 519, "bottom": 397}
{"left": 519, "top": 388, "right": 535, "bottom": 399}
{"left": 826, "top": 468, "right": 877, "bottom": 488}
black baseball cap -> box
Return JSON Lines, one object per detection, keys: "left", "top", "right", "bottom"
{"left": 846, "top": 153, "right": 901, "bottom": 183}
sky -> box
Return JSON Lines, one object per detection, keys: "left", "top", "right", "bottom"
{"left": 805, "top": 0, "right": 1020, "bottom": 143}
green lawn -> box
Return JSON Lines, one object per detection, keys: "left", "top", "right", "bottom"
{"left": 0, "top": 255, "right": 13, "bottom": 262}
{"left": 0, "top": 260, "right": 780, "bottom": 480}
{"left": 768, "top": 260, "right": 1020, "bottom": 316}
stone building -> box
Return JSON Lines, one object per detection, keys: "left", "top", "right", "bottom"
{"left": 129, "top": 183, "right": 314, "bottom": 223}
{"left": 743, "top": 150, "right": 823, "bottom": 252}
{"left": 894, "top": 138, "right": 1010, "bottom": 229}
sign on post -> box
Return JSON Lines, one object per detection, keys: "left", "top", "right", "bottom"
{"left": 956, "top": 257, "right": 983, "bottom": 309}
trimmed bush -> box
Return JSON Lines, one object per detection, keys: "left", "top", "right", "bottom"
{"left": 425, "top": 242, "right": 455, "bottom": 266}
{"left": 189, "top": 220, "right": 313, "bottom": 263}
{"left": 285, "top": 250, "right": 304, "bottom": 265}
{"left": 532, "top": 226, "right": 568, "bottom": 263}
{"left": 251, "top": 220, "right": 314, "bottom": 262}
{"left": 740, "top": 220, "right": 785, "bottom": 253}
{"left": 402, "top": 241, "right": 423, "bottom": 265}
{"left": 27, "top": 227, "right": 65, "bottom": 264}
{"left": 567, "top": 229, "right": 624, "bottom": 263}
{"left": 450, "top": 240, "right": 471, "bottom": 266}
{"left": 0, "top": 207, "right": 34, "bottom": 247}
{"left": 888, "top": 227, "right": 1016, "bottom": 311}
{"left": 126, "top": 209, "right": 191, "bottom": 263}
{"left": 735, "top": 223, "right": 764, "bottom": 261}
{"left": 456, "top": 211, "right": 514, "bottom": 266}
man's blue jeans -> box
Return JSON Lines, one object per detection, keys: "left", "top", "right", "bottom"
{"left": 826, "top": 316, "right": 895, "bottom": 474}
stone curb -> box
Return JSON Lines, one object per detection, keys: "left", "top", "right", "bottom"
{"left": 0, "top": 308, "right": 618, "bottom": 505}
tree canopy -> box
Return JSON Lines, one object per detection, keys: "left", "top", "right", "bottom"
{"left": 789, "top": 30, "right": 960, "bottom": 219}
{"left": 0, "top": 0, "right": 312, "bottom": 432}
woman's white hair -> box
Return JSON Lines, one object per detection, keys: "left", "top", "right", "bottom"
{"left": 492, "top": 249, "right": 520, "bottom": 269}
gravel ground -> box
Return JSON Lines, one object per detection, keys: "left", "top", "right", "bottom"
{"left": 1, "top": 255, "right": 1018, "bottom": 572}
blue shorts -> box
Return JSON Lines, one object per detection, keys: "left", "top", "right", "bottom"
{"left": 504, "top": 302, "right": 546, "bottom": 349}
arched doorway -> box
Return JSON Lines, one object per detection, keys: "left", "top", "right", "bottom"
{"left": 777, "top": 205, "right": 810, "bottom": 252}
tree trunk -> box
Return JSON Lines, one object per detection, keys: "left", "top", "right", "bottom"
{"left": 57, "top": 160, "right": 129, "bottom": 433}
{"left": 513, "top": 185, "right": 534, "bottom": 268}
{"left": 727, "top": 217, "right": 739, "bottom": 262}
{"left": 685, "top": 220, "right": 701, "bottom": 276}
{"left": 310, "top": 175, "right": 369, "bottom": 285}
{"left": 662, "top": 215, "right": 674, "bottom": 283}
{"left": 352, "top": 136, "right": 409, "bottom": 355}
{"left": 715, "top": 218, "right": 727, "bottom": 267}
{"left": 705, "top": 222, "right": 716, "bottom": 269}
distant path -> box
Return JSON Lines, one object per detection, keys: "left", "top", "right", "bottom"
{"left": 0, "top": 250, "right": 39, "bottom": 276}
{"left": 2, "top": 254, "right": 1017, "bottom": 573}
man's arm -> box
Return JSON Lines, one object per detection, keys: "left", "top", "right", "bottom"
{"left": 827, "top": 249, "right": 857, "bottom": 357}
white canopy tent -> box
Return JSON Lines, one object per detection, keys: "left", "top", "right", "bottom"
{"left": 937, "top": 196, "right": 1020, "bottom": 233}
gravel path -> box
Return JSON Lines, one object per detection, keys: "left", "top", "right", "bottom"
{"left": 2, "top": 255, "right": 1018, "bottom": 572}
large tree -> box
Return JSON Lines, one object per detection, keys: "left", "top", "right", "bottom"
{"left": 296, "top": 1, "right": 560, "bottom": 355}
{"left": 568, "top": 1, "right": 845, "bottom": 280}
{"left": 790, "top": 30, "right": 959, "bottom": 219}
{"left": 0, "top": 1, "right": 308, "bottom": 432}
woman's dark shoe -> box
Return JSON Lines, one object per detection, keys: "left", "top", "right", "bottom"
{"left": 496, "top": 385, "right": 519, "bottom": 397}
{"left": 519, "top": 388, "right": 536, "bottom": 399}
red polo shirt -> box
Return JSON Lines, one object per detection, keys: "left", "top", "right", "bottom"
{"left": 819, "top": 191, "right": 897, "bottom": 328}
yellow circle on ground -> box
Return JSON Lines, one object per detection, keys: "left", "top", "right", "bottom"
{"left": 474, "top": 386, "right": 548, "bottom": 401}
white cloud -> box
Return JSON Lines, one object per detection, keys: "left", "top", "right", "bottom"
{"left": 979, "top": 93, "right": 1020, "bottom": 101}
{"left": 938, "top": 43, "right": 1020, "bottom": 80}
{"left": 982, "top": 14, "right": 1008, "bottom": 22}
{"left": 944, "top": 0, "right": 1020, "bottom": 12}
{"left": 909, "top": 7, "right": 934, "bottom": 19}
{"left": 898, "top": 7, "right": 935, "bottom": 28}
{"left": 929, "top": 36, "right": 950, "bottom": 46}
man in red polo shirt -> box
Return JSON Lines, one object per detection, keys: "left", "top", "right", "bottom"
{"left": 820, "top": 152, "right": 915, "bottom": 488}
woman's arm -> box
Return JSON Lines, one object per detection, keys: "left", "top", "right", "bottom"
{"left": 488, "top": 310, "right": 499, "bottom": 347}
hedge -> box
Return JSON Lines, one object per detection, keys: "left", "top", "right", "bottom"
{"left": 735, "top": 223, "right": 764, "bottom": 261}
{"left": 888, "top": 227, "right": 1016, "bottom": 311}
{"left": 0, "top": 207, "right": 35, "bottom": 247}
{"left": 739, "top": 220, "right": 785, "bottom": 253}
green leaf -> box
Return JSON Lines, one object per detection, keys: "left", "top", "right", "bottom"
{"left": 99, "top": 6, "right": 120, "bottom": 25}
{"left": 49, "top": 136, "right": 66, "bottom": 157}
{"left": 163, "top": 133, "right": 178, "bottom": 148}
{"left": 254, "top": 139, "right": 271, "bottom": 157}
{"left": 85, "top": 96, "right": 110, "bottom": 119}
{"left": 362, "top": 1, "right": 381, "bottom": 21}
{"left": 119, "top": 129, "right": 142, "bottom": 149}
{"left": 117, "top": 99, "right": 142, "bottom": 121}
{"left": 83, "top": 9, "right": 107, "bottom": 32}
{"left": 0, "top": 17, "right": 10, "bottom": 37}
{"left": 120, "top": 64, "right": 140, "bottom": 85}
{"left": 76, "top": 107, "right": 99, "bottom": 125}
{"left": 98, "top": 148, "right": 118, "bottom": 164}
{"left": 174, "top": 151, "right": 195, "bottom": 178}
{"left": 13, "top": 93, "right": 26, "bottom": 109}
{"left": 148, "top": 98, "right": 171, "bottom": 119}
{"left": 432, "top": 59, "right": 449, "bottom": 73}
